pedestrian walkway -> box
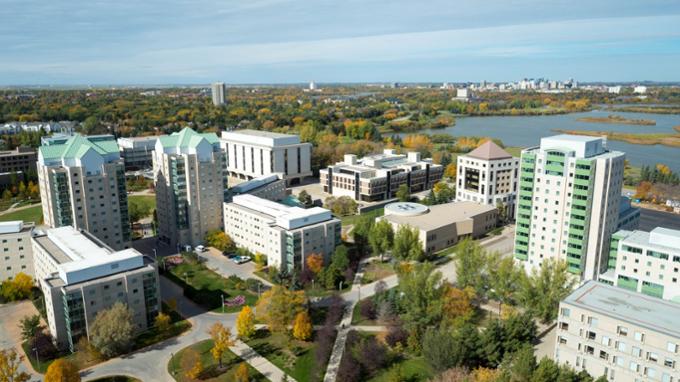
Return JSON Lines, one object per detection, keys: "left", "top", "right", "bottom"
{"left": 231, "top": 340, "right": 296, "bottom": 382}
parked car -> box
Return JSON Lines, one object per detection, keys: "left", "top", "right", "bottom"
{"left": 195, "top": 245, "right": 206, "bottom": 252}
{"left": 233, "top": 255, "right": 251, "bottom": 264}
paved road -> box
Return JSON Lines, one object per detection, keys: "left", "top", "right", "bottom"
{"left": 638, "top": 208, "right": 680, "bottom": 231}
{"left": 534, "top": 325, "right": 557, "bottom": 361}
{"left": 201, "top": 248, "right": 272, "bottom": 286}
{"left": 0, "top": 301, "right": 43, "bottom": 382}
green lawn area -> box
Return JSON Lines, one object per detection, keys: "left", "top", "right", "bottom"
{"left": 128, "top": 195, "right": 156, "bottom": 217}
{"left": 0, "top": 204, "right": 43, "bottom": 223}
{"left": 504, "top": 146, "right": 524, "bottom": 157}
{"left": 368, "top": 356, "right": 433, "bottom": 382}
{"left": 361, "top": 262, "right": 395, "bottom": 284}
{"left": 168, "top": 339, "right": 266, "bottom": 382}
{"left": 244, "top": 329, "right": 325, "bottom": 382}
{"left": 164, "top": 254, "right": 258, "bottom": 313}
{"left": 340, "top": 207, "right": 384, "bottom": 226}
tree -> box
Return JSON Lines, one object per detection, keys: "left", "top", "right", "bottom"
{"left": 255, "top": 286, "right": 306, "bottom": 332}
{"left": 351, "top": 215, "right": 374, "bottom": 254}
{"left": 501, "top": 344, "right": 536, "bottom": 382}
{"left": 397, "top": 263, "right": 445, "bottom": 346}
{"left": 423, "top": 327, "right": 458, "bottom": 373}
{"left": 306, "top": 254, "right": 324, "bottom": 275}
{"left": 489, "top": 256, "right": 523, "bottom": 315}
{"left": 44, "top": 358, "right": 80, "bottom": 382}
{"left": 444, "top": 163, "right": 457, "bottom": 179}
{"left": 235, "top": 362, "right": 249, "bottom": 382}
{"left": 184, "top": 348, "right": 203, "bottom": 380}
{"left": 368, "top": 220, "right": 394, "bottom": 261}
{"left": 0, "top": 272, "right": 33, "bottom": 301}
{"left": 0, "top": 348, "right": 30, "bottom": 382}
{"left": 453, "top": 238, "right": 489, "bottom": 296}
{"left": 442, "top": 286, "right": 476, "bottom": 326}
{"left": 204, "top": 230, "right": 235, "bottom": 252}
{"left": 396, "top": 184, "right": 410, "bottom": 202}
{"left": 392, "top": 225, "right": 424, "bottom": 261}
{"left": 154, "top": 312, "right": 171, "bottom": 332}
{"left": 531, "top": 357, "right": 560, "bottom": 382}
{"left": 292, "top": 311, "right": 313, "bottom": 341}
{"left": 89, "top": 302, "right": 135, "bottom": 358}
{"left": 471, "top": 367, "right": 500, "bottom": 382}
{"left": 236, "top": 306, "right": 256, "bottom": 339}
{"left": 209, "top": 322, "right": 235, "bottom": 368}
{"left": 298, "top": 190, "right": 313, "bottom": 208}
{"left": 518, "top": 259, "right": 576, "bottom": 323}
{"left": 18, "top": 314, "right": 43, "bottom": 342}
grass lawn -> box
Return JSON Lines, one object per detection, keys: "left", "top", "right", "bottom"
{"left": 168, "top": 339, "right": 266, "bottom": 382}
{"left": 90, "top": 377, "right": 141, "bottom": 382}
{"left": 128, "top": 195, "right": 156, "bottom": 216}
{"left": 340, "top": 207, "right": 384, "bottom": 226}
{"left": 361, "top": 262, "right": 395, "bottom": 284}
{"left": 504, "top": 146, "right": 524, "bottom": 157}
{"left": 165, "top": 254, "right": 258, "bottom": 313}
{"left": 0, "top": 204, "right": 43, "bottom": 223}
{"left": 351, "top": 299, "right": 380, "bottom": 326}
{"left": 245, "top": 329, "right": 325, "bottom": 382}
{"left": 368, "top": 356, "right": 433, "bottom": 382}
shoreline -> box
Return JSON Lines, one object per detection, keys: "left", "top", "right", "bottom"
{"left": 552, "top": 128, "right": 680, "bottom": 148}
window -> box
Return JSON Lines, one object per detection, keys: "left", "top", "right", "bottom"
{"left": 585, "top": 345, "right": 594, "bottom": 355}
{"left": 629, "top": 362, "right": 639, "bottom": 372}
{"left": 599, "top": 350, "right": 609, "bottom": 360}
{"left": 601, "top": 336, "right": 611, "bottom": 346}
{"left": 618, "top": 326, "right": 629, "bottom": 336}
{"left": 664, "top": 358, "right": 675, "bottom": 368}
{"left": 561, "top": 307, "right": 571, "bottom": 317}
{"left": 631, "top": 346, "right": 641, "bottom": 357}
{"left": 587, "top": 316, "right": 599, "bottom": 327}
{"left": 667, "top": 342, "right": 678, "bottom": 353}
{"left": 648, "top": 352, "right": 659, "bottom": 363}
{"left": 634, "top": 331, "right": 644, "bottom": 342}
{"left": 647, "top": 368, "right": 657, "bottom": 379}
{"left": 587, "top": 331, "right": 597, "bottom": 340}
{"left": 617, "top": 341, "right": 627, "bottom": 352}
{"left": 615, "top": 356, "right": 625, "bottom": 367}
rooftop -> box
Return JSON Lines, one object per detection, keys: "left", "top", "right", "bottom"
{"left": 563, "top": 281, "right": 680, "bottom": 339}
{"left": 221, "top": 129, "right": 304, "bottom": 147}
{"left": 158, "top": 127, "right": 219, "bottom": 149}
{"left": 383, "top": 201, "right": 495, "bottom": 231}
{"left": 0, "top": 221, "right": 33, "bottom": 235}
{"left": 618, "top": 227, "right": 680, "bottom": 252}
{"left": 465, "top": 141, "right": 513, "bottom": 160}
{"left": 231, "top": 194, "right": 334, "bottom": 230}
{"left": 224, "top": 129, "right": 293, "bottom": 139}
{"left": 39, "top": 134, "right": 120, "bottom": 161}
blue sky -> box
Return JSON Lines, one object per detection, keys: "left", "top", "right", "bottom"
{"left": 2, "top": 0, "right": 680, "bottom": 85}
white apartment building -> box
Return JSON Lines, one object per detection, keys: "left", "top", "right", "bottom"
{"left": 513, "top": 135, "right": 625, "bottom": 280}
{"left": 211, "top": 82, "right": 226, "bottom": 106}
{"left": 31, "top": 227, "right": 159, "bottom": 351}
{"left": 223, "top": 194, "right": 341, "bottom": 272}
{"left": 221, "top": 129, "right": 312, "bottom": 185}
{"left": 0, "top": 221, "right": 34, "bottom": 281}
{"left": 154, "top": 128, "right": 227, "bottom": 249}
{"left": 555, "top": 281, "right": 680, "bottom": 382}
{"left": 600, "top": 227, "right": 680, "bottom": 302}
{"left": 117, "top": 136, "right": 161, "bottom": 171}
{"left": 38, "top": 134, "right": 131, "bottom": 250}
{"left": 228, "top": 174, "right": 287, "bottom": 202}
{"left": 456, "top": 141, "right": 519, "bottom": 218}
{"left": 320, "top": 149, "right": 443, "bottom": 202}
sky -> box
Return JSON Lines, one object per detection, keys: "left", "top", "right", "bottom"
{"left": 2, "top": 0, "right": 680, "bottom": 85}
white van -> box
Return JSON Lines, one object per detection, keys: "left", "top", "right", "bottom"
{"left": 195, "top": 245, "right": 206, "bottom": 252}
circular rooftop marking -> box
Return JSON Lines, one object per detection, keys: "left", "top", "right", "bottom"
{"left": 384, "top": 202, "right": 429, "bottom": 217}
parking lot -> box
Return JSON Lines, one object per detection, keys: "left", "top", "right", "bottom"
{"left": 200, "top": 247, "right": 272, "bottom": 286}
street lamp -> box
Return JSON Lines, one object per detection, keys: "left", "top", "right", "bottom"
{"left": 32, "top": 347, "right": 39, "bottom": 370}
{"left": 170, "top": 352, "right": 175, "bottom": 375}
{"left": 222, "top": 294, "right": 225, "bottom": 313}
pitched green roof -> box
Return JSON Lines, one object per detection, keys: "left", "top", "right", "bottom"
{"left": 39, "top": 134, "right": 119, "bottom": 161}
{"left": 158, "top": 127, "right": 219, "bottom": 149}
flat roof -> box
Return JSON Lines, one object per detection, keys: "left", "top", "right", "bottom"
{"left": 230, "top": 194, "right": 333, "bottom": 230}
{"left": 383, "top": 201, "right": 495, "bottom": 231}
{"left": 563, "top": 281, "right": 680, "bottom": 339}
{"left": 0, "top": 221, "right": 31, "bottom": 235}
{"left": 544, "top": 134, "right": 602, "bottom": 143}
{"left": 225, "top": 129, "right": 293, "bottom": 139}
{"left": 619, "top": 227, "right": 680, "bottom": 253}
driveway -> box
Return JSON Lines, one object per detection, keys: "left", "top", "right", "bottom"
{"left": 201, "top": 247, "right": 272, "bottom": 286}
{"left": 0, "top": 301, "right": 44, "bottom": 381}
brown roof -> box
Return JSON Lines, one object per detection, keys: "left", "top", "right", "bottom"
{"left": 466, "top": 141, "right": 512, "bottom": 160}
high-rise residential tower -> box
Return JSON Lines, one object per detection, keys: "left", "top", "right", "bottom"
{"left": 38, "top": 134, "right": 131, "bottom": 250}
{"left": 513, "top": 135, "right": 625, "bottom": 279}
{"left": 154, "top": 127, "right": 227, "bottom": 248}
{"left": 455, "top": 141, "right": 519, "bottom": 218}
{"left": 211, "top": 82, "right": 226, "bottom": 106}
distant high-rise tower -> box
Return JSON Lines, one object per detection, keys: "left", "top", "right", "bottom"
{"left": 37, "top": 134, "right": 131, "bottom": 250}
{"left": 309, "top": 81, "right": 317, "bottom": 91}
{"left": 211, "top": 82, "right": 226, "bottom": 106}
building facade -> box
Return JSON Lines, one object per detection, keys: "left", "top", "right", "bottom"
{"left": 211, "top": 82, "right": 226, "bottom": 106}
{"left": 221, "top": 129, "right": 312, "bottom": 185}
{"left": 555, "top": 281, "right": 680, "bottom": 382}
{"left": 0, "top": 221, "right": 35, "bottom": 281}
{"left": 0, "top": 146, "right": 37, "bottom": 175}
{"left": 38, "top": 134, "right": 131, "bottom": 250}
{"left": 320, "top": 149, "right": 443, "bottom": 202}
{"left": 513, "top": 135, "right": 625, "bottom": 279}
{"left": 379, "top": 201, "right": 497, "bottom": 255}
{"left": 31, "top": 227, "right": 159, "bottom": 351}
{"left": 223, "top": 194, "right": 341, "bottom": 272}
{"left": 227, "top": 174, "right": 287, "bottom": 202}
{"left": 117, "top": 136, "right": 161, "bottom": 171}
{"left": 154, "top": 128, "right": 227, "bottom": 248}
{"left": 600, "top": 227, "right": 680, "bottom": 302}
{"left": 455, "top": 141, "right": 519, "bottom": 218}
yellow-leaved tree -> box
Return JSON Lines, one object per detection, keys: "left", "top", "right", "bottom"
{"left": 255, "top": 286, "right": 306, "bottom": 333}
{"left": 236, "top": 306, "right": 255, "bottom": 339}
{"left": 0, "top": 349, "right": 30, "bottom": 382}
{"left": 235, "top": 362, "right": 249, "bottom": 382}
{"left": 292, "top": 311, "right": 313, "bottom": 341}
{"left": 154, "top": 312, "right": 171, "bottom": 332}
{"left": 209, "top": 322, "right": 235, "bottom": 368}
{"left": 183, "top": 348, "right": 203, "bottom": 380}
{"left": 45, "top": 358, "right": 81, "bottom": 382}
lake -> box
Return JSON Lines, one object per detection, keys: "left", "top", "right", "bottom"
{"left": 398, "top": 110, "right": 680, "bottom": 172}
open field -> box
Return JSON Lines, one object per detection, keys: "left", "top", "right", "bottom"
{"left": 168, "top": 339, "right": 266, "bottom": 382}
{"left": 0, "top": 204, "right": 43, "bottom": 223}
{"left": 576, "top": 114, "right": 656, "bottom": 126}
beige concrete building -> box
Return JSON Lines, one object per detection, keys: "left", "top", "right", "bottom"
{"left": 0, "top": 221, "right": 35, "bottom": 281}
{"left": 117, "top": 136, "right": 162, "bottom": 171}
{"left": 0, "top": 146, "right": 37, "bottom": 174}
{"left": 38, "top": 134, "right": 131, "bottom": 250}
{"left": 154, "top": 127, "right": 227, "bottom": 249}
{"left": 31, "top": 227, "right": 159, "bottom": 351}
{"left": 223, "top": 194, "right": 341, "bottom": 272}
{"left": 455, "top": 141, "right": 519, "bottom": 218}
{"left": 555, "top": 281, "right": 680, "bottom": 382}
{"left": 379, "top": 201, "right": 497, "bottom": 254}
{"left": 320, "top": 149, "right": 443, "bottom": 202}
{"left": 221, "top": 129, "right": 312, "bottom": 186}
{"left": 228, "top": 174, "right": 287, "bottom": 202}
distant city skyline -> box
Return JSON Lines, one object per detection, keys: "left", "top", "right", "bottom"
{"left": 2, "top": 0, "right": 680, "bottom": 85}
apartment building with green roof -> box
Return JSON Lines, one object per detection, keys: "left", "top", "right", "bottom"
{"left": 513, "top": 135, "right": 626, "bottom": 280}
{"left": 153, "top": 127, "right": 227, "bottom": 248}
{"left": 38, "top": 134, "right": 131, "bottom": 250}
